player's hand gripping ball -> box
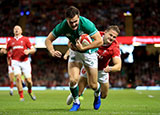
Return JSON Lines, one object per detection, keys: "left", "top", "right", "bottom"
{"left": 79, "top": 34, "right": 92, "bottom": 47}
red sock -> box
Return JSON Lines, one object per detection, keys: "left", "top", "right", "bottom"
{"left": 19, "top": 90, "right": 24, "bottom": 98}
{"left": 28, "top": 89, "right": 32, "bottom": 94}
{"left": 10, "top": 82, "right": 14, "bottom": 88}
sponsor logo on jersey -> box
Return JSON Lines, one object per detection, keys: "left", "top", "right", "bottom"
{"left": 13, "top": 46, "right": 24, "bottom": 49}
{"left": 66, "top": 33, "right": 71, "bottom": 37}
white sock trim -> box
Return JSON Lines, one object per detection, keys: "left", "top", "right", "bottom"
{"left": 74, "top": 98, "right": 80, "bottom": 104}
{"left": 96, "top": 82, "right": 100, "bottom": 91}
{"left": 70, "top": 83, "right": 78, "bottom": 89}
{"left": 94, "top": 82, "right": 101, "bottom": 97}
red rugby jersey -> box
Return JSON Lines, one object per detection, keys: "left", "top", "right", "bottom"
{"left": 97, "top": 32, "right": 120, "bottom": 70}
{"left": 7, "top": 36, "right": 32, "bottom": 61}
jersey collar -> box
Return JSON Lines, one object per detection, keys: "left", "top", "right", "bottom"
{"left": 14, "top": 35, "right": 23, "bottom": 40}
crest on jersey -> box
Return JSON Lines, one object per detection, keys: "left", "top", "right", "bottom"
{"left": 21, "top": 41, "right": 23, "bottom": 45}
{"left": 12, "top": 42, "right": 15, "bottom": 45}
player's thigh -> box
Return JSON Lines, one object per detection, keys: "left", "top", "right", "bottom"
{"left": 78, "top": 77, "right": 87, "bottom": 96}
{"left": 83, "top": 52, "right": 98, "bottom": 85}
{"left": 84, "top": 65, "right": 98, "bottom": 87}
{"left": 9, "top": 72, "right": 14, "bottom": 81}
{"left": 21, "top": 60, "right": 31, "bottom": 78}
{"left": 68, "top": 62, "right": 82, "bottom": 83}
{"left": 8, "top": 65, "right": 13, "bottom": 74}
{"left": 12, "top": 60, "right": 21, "bottom": 75}
{"left": 25, "top": 77, "right": 32, "bottom": 84}
{"left": 68, "top": 49, "right": 82, "bottom": 78}
{"left": 98, "top": 71, "right": 109, "bottom": 98}
{"left": 100, "top": 82, "right": 109, "bottom": 99}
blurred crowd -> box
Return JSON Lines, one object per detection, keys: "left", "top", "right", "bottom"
{"left": 0, "top": 48, "right": 160, "bottom": 88}
{"left": 0, "top": 0, "right": 160, "bottom": 36}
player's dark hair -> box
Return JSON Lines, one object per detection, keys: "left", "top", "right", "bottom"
{"left": 106, "top": 25, "right": 120, "bottom": 34}
{"left": 65, "top": 6, "right": 80, "bottom": 18}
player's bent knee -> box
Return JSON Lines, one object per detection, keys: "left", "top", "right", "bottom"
{"left": 16, "top": 77, "right": 21, "bottom": 82}
{"left": 101, "top": 94, "right": 107, "bottom": 99}
{"left": 70, "top": 77, "right": 79, "bottom": 85}
{"left": 16, "top": 75, "right": 22, "bottom": 82}
{"left": 26, "top": 80, "right": 32, "bottom": 85}
{"left": 69, "top": 80, "right": 78, "bottom": 86}
{"left": 89, "top": 83, "right": 97, "bottom": 90}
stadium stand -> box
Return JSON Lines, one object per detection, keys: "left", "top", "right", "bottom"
{"left": 0, "top": 48, "right": 160, "bottom": 88}
{"left": 0, "top": 0, "right": 159, "bottom": 36}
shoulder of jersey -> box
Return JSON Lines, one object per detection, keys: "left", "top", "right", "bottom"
{"left": 112, "top": 39, "right": 120, "bottom": 48}
{"left": 7, "top": 37, "right": 14, "bottom": 42}
{"left": 22, "top": 36, "right": 29, "bottom": 40}
{"left": 80, "top": 16, "right": 92, "bottom": 24}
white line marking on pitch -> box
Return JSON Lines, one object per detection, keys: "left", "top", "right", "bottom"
{"left": 148, "top": 95, "right": 154, "bottom": 98}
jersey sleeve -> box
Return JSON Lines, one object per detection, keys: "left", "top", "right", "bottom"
{"left": 25, "top": 37, "right": 32, "bottom": 49}
{"left": 6, "top": 40, "right": 11, "bottom": 51}
{"left": 112, "top": 46, "right": 121, "bottom": 58}
{"left": 81, "top": 17, "right": 98, "bottom": 36}
{"left": 6, "top": 37, "right": 12, "bottom": 51}
{"left": 51, "top": 20, "right": 66, "bottom": 38}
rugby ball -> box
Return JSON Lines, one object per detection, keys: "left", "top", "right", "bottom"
{"left": 79, "top": 34, "right": 92, "bottom": 47}
{"left": 66, "top": 93, "right": 73, "bottom": 105}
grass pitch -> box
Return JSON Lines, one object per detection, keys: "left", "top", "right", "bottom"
{"left": 0, "top": 89, "right": 160, "bottom": 115}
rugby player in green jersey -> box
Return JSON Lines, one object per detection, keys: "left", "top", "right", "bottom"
{"left": 45, "top": 6, "right": 103, "bottom": 111}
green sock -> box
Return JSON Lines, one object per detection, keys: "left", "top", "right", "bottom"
{"left": 70, "top": 84, "right": 80, "bottom": 104}
{"left": 70, "top": 85, "right": 79, "bottom": 99}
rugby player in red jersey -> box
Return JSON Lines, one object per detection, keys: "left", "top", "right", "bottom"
{"left": 7, "top": 25, "right": 36, "bottom": 101}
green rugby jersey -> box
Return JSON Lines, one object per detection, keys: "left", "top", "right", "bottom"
{"left": 52, "top": 16, "right": 98, "bottom": 53}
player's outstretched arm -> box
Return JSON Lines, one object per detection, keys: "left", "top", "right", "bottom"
{"left": 104, "top": 57, "right": 122, "bottom": 73}
{"left": 63, "top": 49, "right": 70, "bottom": 60}
{"left": 45, "top": 32, "right": 55, "bottom": 53}
{"left": 45, "top": 32, "right": 62, "bottom": 58}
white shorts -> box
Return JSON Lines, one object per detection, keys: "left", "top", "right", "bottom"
{"left": 12, "top": 59, "right": 31, "bottom": 78}
{"left": 80, "top": 66, "right": 109, "bottom": 83}
{"left": 68, "top": 49, "right": 98, "bottom": 68}
{"left": 8, "top": 65, "right": 13, "bottom": 74}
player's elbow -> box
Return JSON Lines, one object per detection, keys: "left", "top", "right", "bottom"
{"left": 32, "top": 48, "right": 36, "bottom": 54}
{"left": 45, "top": 38, "right": 49, "bottom": 46}
{"left": 117, "top": 65, "right": 122, "bottom": 71}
